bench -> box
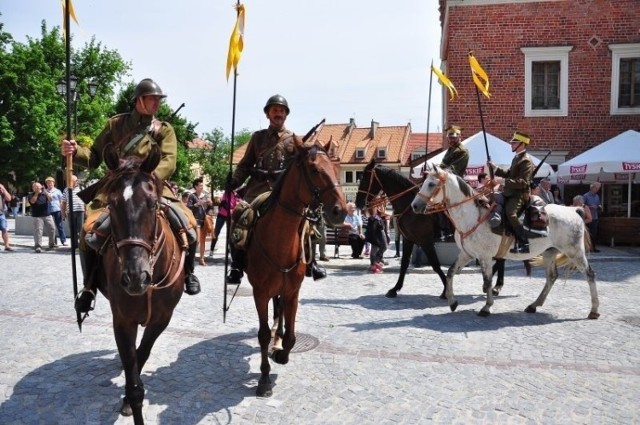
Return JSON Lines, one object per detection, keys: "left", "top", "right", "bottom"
{"left": 598, "top": 217, "right": 640, "bottom": 247}
{"left": 325, "top": 227, "right": 351, "bottom": 258}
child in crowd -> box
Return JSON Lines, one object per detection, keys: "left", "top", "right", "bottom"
{"left": 365, "top": 205, "right": 389, "bottom": 273}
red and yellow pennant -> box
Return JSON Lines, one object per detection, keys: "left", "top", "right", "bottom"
{"left": 468, "top": 51, "right": 491, "bottom": 98}
{"left": 60, "top": 0, "right": 80, "bottom": 41}
{"left": 226, "top": 3, "right": 246, "bottom": 81}
{"left": 431, "top": 63, "right": 458, "bottom": 100}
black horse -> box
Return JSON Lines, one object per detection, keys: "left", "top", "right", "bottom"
{"left": 355, "top": 160, "right": 516, "bottom": 299}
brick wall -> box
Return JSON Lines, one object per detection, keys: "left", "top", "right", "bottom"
{"left": 441, "top": 0, "right": 639, "bottom": 159}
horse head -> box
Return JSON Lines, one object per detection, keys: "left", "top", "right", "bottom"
{"left": 411, "top": 164, "right": 448, "bottom": 214}
{"left": 292, "top": 136, "right": 347, "bottom": 227}
{"left": 103, "top": 143, "right": 163, "bottom": 296}
{"left": 354, "top": 159, "right": 382, "bottom": 210}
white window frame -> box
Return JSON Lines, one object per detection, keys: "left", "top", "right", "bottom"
{"left": 521, "top": 46, "right": 571, "bottom": 117}
{"left": 355, "top": 149, "right": 365, "bottom": 159}
{"left": 609, "top": 43, "right": 640, "bottom": 115}
{"left": 377, "top": 148, "right": 387, "bottom": 159}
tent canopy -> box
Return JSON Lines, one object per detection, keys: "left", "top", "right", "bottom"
{"left": 411, "top": 131, "right": 555, "bottom": 180}
{"left": 557, "top": 129, "right": 640, "bottom": 184}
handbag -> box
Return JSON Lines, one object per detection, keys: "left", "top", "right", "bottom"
{"left": 204, "top": 214, "right": 214, "bottom": 234}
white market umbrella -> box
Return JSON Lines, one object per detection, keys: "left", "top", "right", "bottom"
{"left": 557, "top": 129, "right": 640, "bottom": 217}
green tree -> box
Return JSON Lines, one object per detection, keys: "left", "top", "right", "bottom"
{"left": 0, "top": 19, "right": 129, "bottom": 190}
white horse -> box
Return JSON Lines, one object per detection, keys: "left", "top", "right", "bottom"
{"left": 410, "top": 165, "right": 599, "bottom": 319}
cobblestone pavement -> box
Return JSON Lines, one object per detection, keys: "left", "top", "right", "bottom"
{"left": 1, "top": 218, "right": 640, "bottom": 424}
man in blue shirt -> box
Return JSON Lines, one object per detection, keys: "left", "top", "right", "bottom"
{"left": 583, "top": 182, "right": 602, "bottom": 252}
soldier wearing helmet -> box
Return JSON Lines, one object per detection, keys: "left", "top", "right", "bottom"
{"left": 225, "top": 94, "right": 327, "bottom": 284}
{"left": 487, "top": 130, "right": 535, "bottom": 254}
{"left": 61, "top": 78, "right": 202, "bottom": 316}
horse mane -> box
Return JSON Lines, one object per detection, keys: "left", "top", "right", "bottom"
{"left": 374, "top": 165, "right": 417, "bottom": 192}
{"left": 452, "top": 173, "right": 475, "bottom": 198}
{"left": 103, "top": 156, "right": 163, "bottom": 200}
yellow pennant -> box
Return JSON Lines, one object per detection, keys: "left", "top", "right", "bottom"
{"left": 431, "top": 64, "right": 458, "bottom": 100}
{"left": 226, "top": 3, "right": 246, "bottom": 81}
{"left": 60, "top": 0, "right": 80, "bottom": 41}
{"left": 468, "top": 51, "right": 491, "bottom": 98}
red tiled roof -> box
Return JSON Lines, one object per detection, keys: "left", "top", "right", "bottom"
{"left": 402, "top": 132, "right": 444, "bottom": 165}
{"left": 186, "top": 138, "right": 214, "bottom": 149}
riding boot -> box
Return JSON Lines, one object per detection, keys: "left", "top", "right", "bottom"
{"left": 510, "top": 226, "right": 530, "bottom": 254}
{"left": 305, "top": 260, "right": 327, "bottom": 280}
{"left": 184, "top": 241, "right": 201, "bottom": 295}
{"left": 227, "top": 249, "right": 244, "bottom": 285}
{"left": 75, "top": 249, "right": 98, "bottom": 314}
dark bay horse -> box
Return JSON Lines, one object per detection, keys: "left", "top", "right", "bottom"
{"left": 245, "top": 137, "right": 347, "bottom": 397}
{"left": 96, "top": 144, "right": 185, "bottom": 423}
{"left": 356, "top": 160, "right": 449, "bottom": 298}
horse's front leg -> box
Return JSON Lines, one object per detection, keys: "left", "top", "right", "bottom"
{"left": 479, "top": 259, "right": 495, "bottom": 317}
{"left": 445, "top": 251, "right": 473, "bottom": 312}
{"left": 113, "top": 323, "right": 145, "bottom": 424}
{"left": 386, "top": 241, "right": 414, "bottom": 298}
{"left": 526, "top": 250, "right": 559, "bottom": 314}
{"left": 255, "top": 296, "right": 273, "bottom": 398}
{"left": 272, "top": 285, "right": 300, "bottom": 366}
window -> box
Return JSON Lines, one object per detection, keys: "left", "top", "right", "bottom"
{"left": 377, "top": 148, "right": 387, "bottom": 159}
{"left": 610, "top": 43, "right": 640, "bottom": 115}
{"left": 355, "top": 171, "right": 364, "bottom": 183}
{"left": 345, "top": 171, "right": 353, "bottom": 183}
{"left": 522, "top": 46, "right": 571, "bottom": 117}
{"left": 355, "top": 149, "right": 365, "bottom": 159}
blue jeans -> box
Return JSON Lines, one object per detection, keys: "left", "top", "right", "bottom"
{"left": 51, "top": 210, "right": 66, "bottom": 244}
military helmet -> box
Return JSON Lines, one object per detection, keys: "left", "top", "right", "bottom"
{"left": 263, "top": 94, "right": 290, "bottom": 114}
{"left": 132, "top": 78, "right": 167, "bottom": 100}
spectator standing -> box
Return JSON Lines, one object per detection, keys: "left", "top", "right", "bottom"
{"left": 583, "top": 182, "right": 602, "bottom": 252}
{"left": 187, "top": 177, "right": 212, "bottom": 265}
{"left": 61, "top": 175, "right": 85, "bottom": 249}
{"left": 0, "top": 182, "right": 13, "bottom": 251}
{"left": 209, "top": 188, "right": 240, "bottom": 256}
{"left": 552, "top": 186, "right": 564, "bottom": 205}
{"left": 28, "top": 181, "right": 55, "bottom": 253}
{"left": 366, "top": 205, "right": 389, "bottom": 273}
{"left": 477, "top": 172, "right": 488, "bottom": 189}
{"left": 9, "top": 194, "right": 19, "bottom": 218}
{"left": 44, "top": 176, "right": 66, "bottom": 246}
{"left": 538, "top": 178, "right": 554, "bottom": 205}
{"left": 572, "top": 195, "right": 592, "bottom": 224}
{"left": 343, "top": 202, "right": 365, "bottom": 258}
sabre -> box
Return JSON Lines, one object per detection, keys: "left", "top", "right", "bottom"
{"left": 302, "top": 118, "right": 326, "bottom": 142}
{"left": 532, "top": 150, "right": 552, "bottom": 178}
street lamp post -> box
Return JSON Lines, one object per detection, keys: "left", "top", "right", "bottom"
{"left": 56, "top": 74, "right": 98, "bottom": 136}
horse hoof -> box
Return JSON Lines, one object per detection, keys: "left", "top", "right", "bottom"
{"left": 256, "top": 384, "right": 273, "bottom": 398}
{"left": 477, "top": 310, "right": 491, "bottom": 317}
{"left": 588, "top": 312, "right": 600, "bottom": 320}
{"left": 450, "top": 301, "right": 458, "bottom": 312}
{"left": 491, "top": 288, "right": 501, "bottom": 296}
{"left": 271, "top": 350, "right": 289, "bottom": 365}
{"left": 385, "top": 290, "right": 398, "bottom": 298}
{"left": 119, "top": 400, "right": 133, "bottom": 417}
{"left": 525, "top": 305, "right": 537, "bottom": 313}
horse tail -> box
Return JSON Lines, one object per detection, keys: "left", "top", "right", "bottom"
{"left": 529, "top": 253, "right": 574, "bottom": 269}
{"left": 583, "top": 226, "right": 593, "bottom": 252}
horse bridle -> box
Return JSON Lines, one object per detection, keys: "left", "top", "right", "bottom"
{"left": 357, "top": 166, "right": 418, "bottom": 217}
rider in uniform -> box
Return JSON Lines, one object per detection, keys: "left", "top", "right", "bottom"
{"left": 225, "top": 94, "right": 327, "bottom": 284}
{"left": 437, "top": 125, "right": 469, "bottom": 240}
{"left": 488, "top": 131, "right": 535, "bottom": 254}
{"left": 61, "top": 78, "right": 201, "bottom": 315}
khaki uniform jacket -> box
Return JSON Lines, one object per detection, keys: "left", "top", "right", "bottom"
{"left": 440, "top": 144, "right": 469, "bottom": 177}
{"left": 494, "top": 151, "right": 534, "bottom": 198}
{"left": 232, "top": 126, "right": 295, "bottom": 202}
{"left": 74, "top": 110, "right": 178, "bottom": 210}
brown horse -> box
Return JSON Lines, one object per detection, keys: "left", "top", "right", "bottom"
{"left": 96, "top": 144, "right": 185, "bottom": 424}
{"left": 245, "top": 137, "right": 347, "bottom": 397}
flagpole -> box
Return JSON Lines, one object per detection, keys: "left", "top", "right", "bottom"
{"left": 63, "top": 0, "right": 81, "bottom": 331}
{"left": 474, "top": 85, "right": 493, "bottom": 179}
{"left": 469, "top": 51, "right": 493, "bottom": 179}
{"left": 424, "top": 61, "right": 434, "bottom": 169}
{"left": 223, "top": 0, "right": 242, "bottom": 324}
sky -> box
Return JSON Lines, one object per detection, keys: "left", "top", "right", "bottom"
{"left": 1, "top": 0, "right": 444, "bottom": 137}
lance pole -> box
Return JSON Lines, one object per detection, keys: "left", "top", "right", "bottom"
{"left": 424, "top": 60, "right": 435, "bottom": 172}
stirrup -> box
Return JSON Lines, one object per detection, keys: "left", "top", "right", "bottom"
{"left": 75, "top": 288, "right": 96, "bottom": 314}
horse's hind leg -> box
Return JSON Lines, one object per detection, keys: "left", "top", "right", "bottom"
{"left": 386, "top": 241, "right": 413, "bottom": 298}
{"left": 272, "top": 286, "right": 300, "bottom": 366}
{"left": 525, "top": 250, "right": 559, "bottom": 314}
{"left": 479, "top": 260, "right": 495, "bottom": 317}
{"left": 271, "top": 296, "right": 284, "bottom": 350}
{"left": 422, "top": 243, "right": 447, "bottom": 299}
{"left": 491, "top": 259, "right": 505, "bottom": 296}
{"left": 584, "top": 264, "right": 600, "bottom": 319}
{"left": 113, "top": 324, "right": 145, "bottom": 423}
